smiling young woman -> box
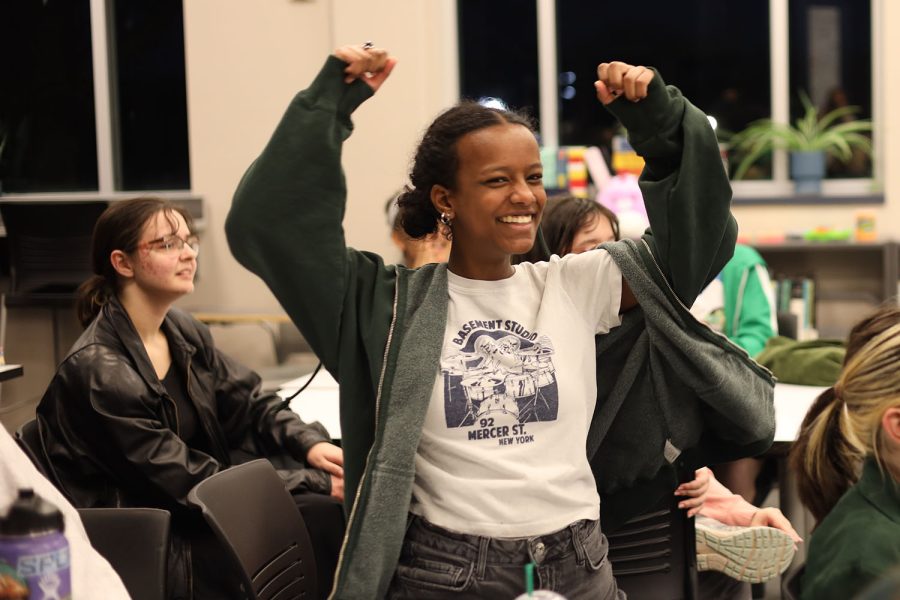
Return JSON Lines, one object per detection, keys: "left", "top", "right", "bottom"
{"left": 227, "top": 45, "right": 774, "bottom": 599}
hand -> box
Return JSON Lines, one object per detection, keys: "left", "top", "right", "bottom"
{"left": 750, "top": 507, "right": 803, "bottom": 545}
{"left": 675, "top": 467, "right": 711, "bottom": 517}
{"left": 595, "top": 61, "right": 654, "bottom": 105}
{"left": 306, "top": 441, "right": 344, "bottom": 480}
{"left": 329, "top": 474, "right": 345, "bottom": 502}
{"left": 333, "top": 44, "right": 397, "bottom": 91}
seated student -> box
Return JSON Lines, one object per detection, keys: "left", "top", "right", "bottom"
{"left": 1, "top": 426, "right": 131, "bottom": 599}
{"left": 385, "top": 195, "right": 451, "bottom": 268}
{"left": 790, "top": 305, "right": 900, "bottom": 600}
{"left": 36, "top": 197, "right": 345, "bottom": 600}
{"left": 515, "top": 195, "right": 799, "bottom": 600}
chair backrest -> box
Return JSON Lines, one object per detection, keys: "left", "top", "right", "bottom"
{"left": 14, "top": 418, "right": 60, "bottom": 486}
{"left": 187, "top": 459, "right": 317, "bottom": 600}
{"left": 77, "top": 507, "right": 171, "bottom": 600}
{"left": 607, "top": 492, "right": 698, "bottom": 600}
{"left": 782, "top": 564, "right": 804, "bottom": 600}
{"left": 0, "top": 201, "right": 108, "bottom": 304}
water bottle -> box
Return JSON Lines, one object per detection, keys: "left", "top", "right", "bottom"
{"left": 0, "top": 489, "right": 71, "bottom": 600}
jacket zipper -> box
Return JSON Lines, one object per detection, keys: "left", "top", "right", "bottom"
{"left": 638, "top": 238, "right": 774, "bottom": 378}
{"left": 328, "top": 280, "right": 400, "bottom": 600}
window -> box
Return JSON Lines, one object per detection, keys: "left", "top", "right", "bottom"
{"left": 112, "top": 0, "right": 191, "bottom": 191}
{"left": 557, "top": 0, "right": 770, "bottom": 177}
{"left": 0, "top": 0, "right": 190, "bottom": 196}
{"left": 457, "top": 0, "right": 540, "bottom": 122}
{"left": 789, "top": 0, "right": 872, "bottom": 179}
{"left": 457, "top": 0, "right": 877, "bottom": 193}
{"left": 0, "top": 1, "right": 98, "bottom": 193}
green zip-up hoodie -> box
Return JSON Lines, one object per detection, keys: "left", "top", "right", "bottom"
{"left": 227, "top": 56, "right": 775, "bottom": 599}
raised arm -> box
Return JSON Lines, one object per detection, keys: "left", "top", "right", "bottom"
{"left": 598, "top": 61, "right": 736, "bottom": 306}
{"left": 225, "top": 48, "right": 396, "bottom": 372}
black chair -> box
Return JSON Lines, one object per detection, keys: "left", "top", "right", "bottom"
{"left": 187, "top": 459, "right": 318, "bottom": 600}
{"left": 607, "top": 492, "right": 698, "bottom": 600}
{"left": 77, "top": 508, "right": 171, "bottom": 600}
{"left": 0, "top": 201, "right": 108, "bottom": 363}
{"left": 782, "top": 564, "right": 804, "bottom": 600}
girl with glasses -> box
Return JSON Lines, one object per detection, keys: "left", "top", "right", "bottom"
{"left": 36, "top": 197, "right": 345, "bottom": 599}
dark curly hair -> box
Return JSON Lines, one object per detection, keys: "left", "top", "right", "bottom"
{"left": 396, "top": 102, "right": 536, "bottom": 239}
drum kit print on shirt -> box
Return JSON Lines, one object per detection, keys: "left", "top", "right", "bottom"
{"left": 441, "top": 324, "right": 560, "bottom": 445}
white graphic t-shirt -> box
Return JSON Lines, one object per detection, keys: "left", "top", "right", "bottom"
{"left": 410, "top": 250, "right": 623, "bottom": 537}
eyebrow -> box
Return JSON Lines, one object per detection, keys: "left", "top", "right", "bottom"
{"left": 477, "top": 162, "right": 544, "bottom": 175}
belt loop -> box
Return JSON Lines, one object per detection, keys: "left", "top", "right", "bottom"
{"left": 476, "top": 535, "right": 489, "bottom": 579}
{"left": 571, "top": 521, "right": 586, "bottom": 566}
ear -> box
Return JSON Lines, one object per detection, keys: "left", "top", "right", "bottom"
{"left": 110, "top": 250, "right": 135, "bottom": 279}
{"left": 430, "top": 184, "right": 453, "bottom": 218}
{"left": 882, "top": 407, "right": 900, "bottom": 445}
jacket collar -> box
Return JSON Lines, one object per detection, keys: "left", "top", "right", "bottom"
{"left": 858, "top": 458, "right": 900, "bottom": 524}
{"left": 100, "top": 296, "right": 197, "bottom": 392}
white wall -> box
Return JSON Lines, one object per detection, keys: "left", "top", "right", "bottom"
{"left": 181, "top": 0, "right": 458, "bottom": 313}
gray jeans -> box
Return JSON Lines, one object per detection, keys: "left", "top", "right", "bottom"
{"left": 386, "top": 515, "right": 625, "bottom": 599}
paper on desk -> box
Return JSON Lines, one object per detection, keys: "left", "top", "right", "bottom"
{"left": 773, "top": 383, "right": 829, "bottom": 443}
{"left": 279, "top": 369, "right": 342, "bottom": 439}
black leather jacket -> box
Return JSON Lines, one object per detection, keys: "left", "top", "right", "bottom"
{"left": 36, "top": 296, "right": 331, "bottom": 598}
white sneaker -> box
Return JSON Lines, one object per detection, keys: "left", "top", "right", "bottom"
{"left": 695, "top": 516, "right": 796, "bottom": 583}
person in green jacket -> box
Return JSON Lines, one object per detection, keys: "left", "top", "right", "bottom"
{"left": 227, "top": 45, "right": 775, "bottom": 599}
{"left": 790, "top": 305, "right": 900, "bottom": 599}
{"left": 690, "top": 244, "right": 776, "bottom": 358}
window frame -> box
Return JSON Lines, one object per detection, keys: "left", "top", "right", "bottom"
{"left": 532, "top": 0, "right": 881, "bottom": 200}
{"left": 0, "top": 0, "right": 198, "bottom": 217}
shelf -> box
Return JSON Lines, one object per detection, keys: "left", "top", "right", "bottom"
{"left": 733, "top": 193, "right": 884, "bottom": 206}
{"left": 754, "top": 241, "right": 899, "bottom": 339}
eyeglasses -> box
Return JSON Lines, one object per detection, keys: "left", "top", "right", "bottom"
{"left": 138, "top": 234, "right": 200, "bottom": 255}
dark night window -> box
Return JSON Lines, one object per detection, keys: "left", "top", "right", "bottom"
{"left": 0, "top": 0, "right": 191, "bottom": 195}
{"left": 556, "top": 0, "right": 771, "bottom": 179}
{"left": 0, "top": 0, "right": 98, "bottom": 193}
{"left": 458, "top": 0, "right": 540, "bottom": 124}
{"left": 790, "top": 0, "right": 872, "bottom": 179}
{"left": 112, "top": 0, "right": 190, "bottom": 190}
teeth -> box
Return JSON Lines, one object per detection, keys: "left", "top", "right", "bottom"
{"left": 499, "top": 215, "right": 532, "bottom": 224}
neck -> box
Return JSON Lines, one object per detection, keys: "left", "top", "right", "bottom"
{"left": 118, "top": 284, "right": 172, "bottom": 344}
{"left": 447, "top": 249, "right": 514, "bottom": 281}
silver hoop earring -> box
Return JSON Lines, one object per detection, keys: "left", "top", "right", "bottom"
{"left": 439, "top": 212, "right": 453, "bottom": 241}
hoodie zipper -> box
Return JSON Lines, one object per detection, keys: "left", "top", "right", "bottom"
{"left": 328, "top": 280, "right": 400, "bottom": 600}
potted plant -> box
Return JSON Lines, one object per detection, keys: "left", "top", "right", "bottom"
{"left": 729, "top": 91, "right": 873, "bottom": 194}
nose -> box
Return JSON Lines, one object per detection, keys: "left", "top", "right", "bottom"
{"left": 509, "top": 178, "right": 536, "bottom": 205}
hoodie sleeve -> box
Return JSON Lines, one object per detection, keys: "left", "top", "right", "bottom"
{"left": 225, "top": 56, "right": 393, "bottom": 378}
{"left": 604, "top": 70, "right": 736, "bottom": 306}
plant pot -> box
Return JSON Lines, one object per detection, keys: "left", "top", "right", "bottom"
{"left": 790, "top": 151, "right": 825, "bottom": 195}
